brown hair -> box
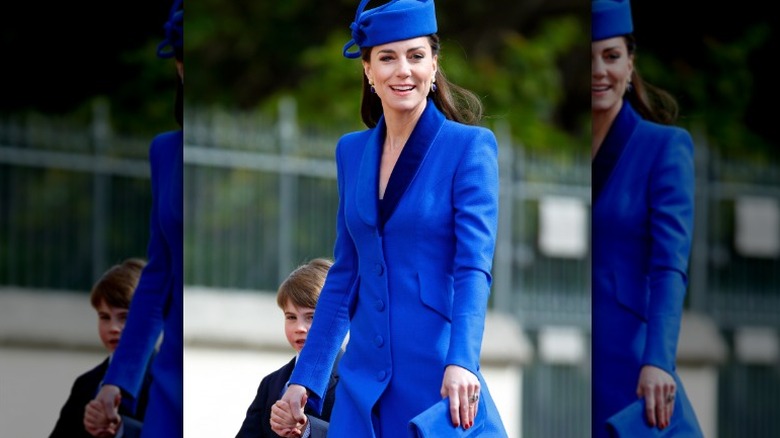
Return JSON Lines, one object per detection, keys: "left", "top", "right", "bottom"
{"left": 360, "top": 34, "right": 484, "bottom": 128}
{"left": 276, "top": 258, "right": 333, "bottom": 310}
{"left": 90, "top": 258, "right": 146, "bottom": 310}
{"left": 624, "top": 35, "right": 679, "bottom": 125}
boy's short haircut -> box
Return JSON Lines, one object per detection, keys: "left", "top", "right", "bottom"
{"left": 276, "top": 258, "right": 333, "bottom": 310}
{"left": 90, "top": 258, "right": 147, "bottom": 310}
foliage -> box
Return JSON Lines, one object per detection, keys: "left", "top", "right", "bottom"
{"left": 1, "top": 1, "right": 176, "bottom": 140}
{"left": 637, "top": 23, "right": 773, "bottom": 164}
{"left": 187, "top": 1, "right": 590, "bottom": 156}
{"left": 241, "top": 17, "right": 588, "bottom": 154}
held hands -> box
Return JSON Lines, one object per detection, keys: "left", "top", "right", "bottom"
{"left": 440, "top": 365, "right": 480, "bottom": 430}
{"left": 271, "top": 384, "right": 309, "bottom": 437}
{"left": 636, "top": 365, "right": 677, "bottom": 430}
{"left": 84, "top": 384, "right": 122, "bottom": 437}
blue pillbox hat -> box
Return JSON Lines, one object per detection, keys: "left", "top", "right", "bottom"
{"left": 343, "top": 0, "right": 438, "bottom": 59}
{"left": 157, "top": 0, "right": 183, "bottom": 59}
{"left": 592, "top": 0, "right": 633, "bottom": 41}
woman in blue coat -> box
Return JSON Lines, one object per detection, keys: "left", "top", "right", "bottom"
{"left": 591, "top": 0, "right": 703, "bottom": 436}
{"left": 89, "top": 1, "right": 184, "bottom": 437}
{"left": 274, "top": 0, "right": 508, "bottom": 436}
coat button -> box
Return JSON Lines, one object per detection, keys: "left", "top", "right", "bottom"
{"left": 374, "top": 335, "right": 384, "bottom": 347}
{"left": 377, "top": 370, "right": 387, "bottom": 381}
{"left": 375, "top": 263, "right": 384, "bottom": 276}
{"left": 375, "top": 299, "right": 385, "bottom": 311}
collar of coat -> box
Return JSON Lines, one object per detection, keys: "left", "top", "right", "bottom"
{"left": 593, "top": 99, "right": 641, "bottom": 202}
{"left": 356, "top": 99, "right": 446, "bottom": 227}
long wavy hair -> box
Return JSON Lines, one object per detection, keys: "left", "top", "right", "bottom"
{"left": 359, "top": 34, "right": 483, "bottom": 128}
{"left": 624, "top": 35, "right": 678, "bottom": 125}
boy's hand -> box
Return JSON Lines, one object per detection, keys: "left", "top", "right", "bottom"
{"left": 84, "top": 398, "right": 120, "bottom": 437}
{"left": 271, "top": 385, "right": 308, "bottom": 437}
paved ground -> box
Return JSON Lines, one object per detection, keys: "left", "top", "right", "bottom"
{"left": 1, "top": 346, "right": 106, "bottom": 437}
{"left": 1, "top": 288, "right": 527, "bottom": 437}
{"left": 1, "top": 346, "right": 520, "bottom": 438}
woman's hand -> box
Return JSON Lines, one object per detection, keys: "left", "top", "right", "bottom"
{"left": 271, "top": 384, "right": 308, "bottom": 437}
{"left": 636, "top": 365, "right": 676, "bottom": 429}
{"left": 84, "top": 399, "right": 120, "bottom": 437}
{"left": 440, "top": 365, "right": 480, "bottom": 430}
{"left": 84, "top": 385, "right": 121, "bottom": 437}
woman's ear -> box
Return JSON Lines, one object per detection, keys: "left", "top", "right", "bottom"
{"left": 176, "top": 60, "right": 184, "bottom": 83}
{"left": 362, "top": 61, "right": 372, "bottom": 84}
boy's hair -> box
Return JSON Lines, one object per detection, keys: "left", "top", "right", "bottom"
{"left": 90, "top": 258, "right": 147, "bottom": 310}
{"left": 276, "top": 258, "right": 333, "bottom": 310}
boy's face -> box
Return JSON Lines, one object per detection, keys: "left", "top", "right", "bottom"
{"left": 283, "top": 302, "right": 315, "bottom": 353}
{"left": 96, "top": 300, "right": 129, "bottom": 353}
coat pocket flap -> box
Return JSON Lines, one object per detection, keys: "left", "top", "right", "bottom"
{"left": 614, "top": 271, "right": 650, "bottom": 321}
{"left": 418, "top": 272, "right": 454, "bottom": 321}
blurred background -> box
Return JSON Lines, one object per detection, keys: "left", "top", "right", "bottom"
{"left": 1, "top": 0, "right": 778, "bottom": 437}
{"left": 0, "top": 1, "right": 178, "bottom": 436}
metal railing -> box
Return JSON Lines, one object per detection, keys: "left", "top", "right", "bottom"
{"left": 2, "top": 99, "right": 779, "bottom": 437}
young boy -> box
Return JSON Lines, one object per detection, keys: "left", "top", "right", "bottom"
{"left": 50, "top": 258, "right": 152, "bottom": 438}
{"left": 236, "top": 258, "right": 340, "bottom": 438}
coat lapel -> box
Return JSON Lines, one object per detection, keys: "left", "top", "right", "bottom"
{"left": 356, "top": 118, "right": 384, "bottom": 227}
{"left": 593, "top": 100, "right": 640, "bottom": 203}
{"left": 355, "top": 101, "right": 447, "bottom": 228}
{"left": 380, "top": 101, "right": 445, "bottom": 225}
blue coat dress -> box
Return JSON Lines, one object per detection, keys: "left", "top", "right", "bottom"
{"left": 592, "top": 101, "right": 703, "bottom": 437}
{"left": 289, "top": 101, "right": 508, "bottom": 437}
{"left": 103, "top": 130, "right": 184, "bottom": 437}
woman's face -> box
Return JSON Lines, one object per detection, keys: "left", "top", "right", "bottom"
{"left": 363, "top": 36, "right": 438, "bottom": 117}
{"left": 591, "top": 36, "right": 633, "bottom": 115}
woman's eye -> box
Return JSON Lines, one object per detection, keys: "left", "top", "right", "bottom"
{"left": 380, "top": 56, "right": 393, "bottom": 62}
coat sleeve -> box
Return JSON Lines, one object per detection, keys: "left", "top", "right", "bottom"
{"left": 289, "top": 138, "right": 357, "bottom": 413}
{"left": 307, "top": 415, "right": 330, "bottom": 438}
{"left": 445, "top": 129, "right": 500, "bottom": 374}
{"left": 642, "top": 128, "right": 695, "bottom": 373}
{"left": 120, "top": 415, "right": 144, "bottom": 438}
{"left": 103, "top": 135, "right": 170, "bottom": 406}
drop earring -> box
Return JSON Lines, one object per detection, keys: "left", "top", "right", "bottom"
{"left": 369, "top": 79, "right": 376, "bottom": 94}
{"left": 431, "top": 79, "right": 437, "bottom": 93}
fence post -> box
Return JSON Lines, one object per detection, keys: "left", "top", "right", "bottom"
{"left": 494, "top": 121, "right": 514, "bottom": 311}
{"left": 690, "top": 127, "right": 709, "bottom": 312}
{"left": 278, "top": 96, "right": 298, "bottom": 284}
{"left": 91, "top": 98, "right": 111, "bottom": 281}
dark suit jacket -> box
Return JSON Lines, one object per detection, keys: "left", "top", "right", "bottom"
{"left": 235, "top": 351, "right": 340, "bottom": 438}
{"left": 50, "top": 357, "right": 152, "bottom": 438}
